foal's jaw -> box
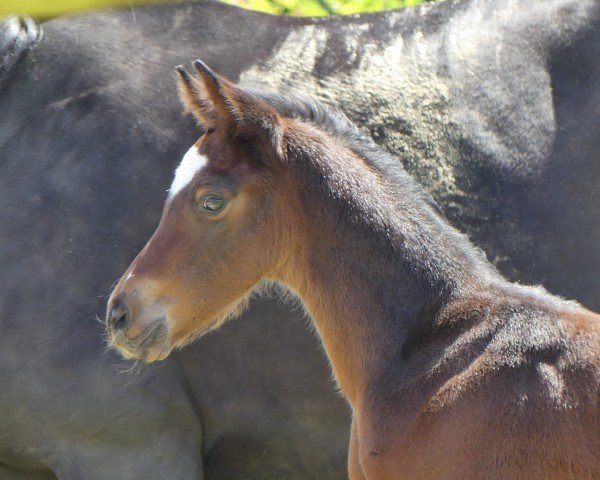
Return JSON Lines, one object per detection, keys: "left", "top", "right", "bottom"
{"left": 106, "top": 278, "right": 258, "bottom": 363}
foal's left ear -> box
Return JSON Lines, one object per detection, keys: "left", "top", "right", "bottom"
{"left": 176, "top": 61, "right": 282, "bottom": 150}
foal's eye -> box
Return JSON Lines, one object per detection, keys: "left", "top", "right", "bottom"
{"left": 194, "top": 189, "right": 232, "bottom": 218}
{"left": 201, "top": 194, "right": 226, "bottom": 213}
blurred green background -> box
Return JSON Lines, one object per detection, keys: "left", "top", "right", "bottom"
{"left": 1, "top": 0, "right": 432, "bottom": 20}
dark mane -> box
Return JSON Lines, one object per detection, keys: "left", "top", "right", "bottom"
{"left": 250, "top": 87, "right": 504, "bottom": 291}
{"left": 250, "top": 87, "right": 443, "bottom": 214}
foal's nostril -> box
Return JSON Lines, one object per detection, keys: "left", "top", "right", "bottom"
{"left": 108, "top": 298, "right": 130, "bottom": 332}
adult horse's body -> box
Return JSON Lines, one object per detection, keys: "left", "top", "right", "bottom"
{"left": 0, "top": 0, "right": 598, "bottom": 478}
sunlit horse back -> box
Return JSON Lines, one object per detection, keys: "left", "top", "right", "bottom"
{"left": 107, "top": 61, "right": 600, "bottom": 479}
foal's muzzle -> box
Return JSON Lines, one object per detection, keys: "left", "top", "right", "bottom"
{"left": 105, "top": 293, "right": 170, "bottom": 363}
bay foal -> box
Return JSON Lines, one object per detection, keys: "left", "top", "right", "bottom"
{"left": 106, "top": 61, "right": 600, "bottom": 479}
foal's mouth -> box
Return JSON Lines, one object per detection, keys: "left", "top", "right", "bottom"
{"left": 109, "top": 319, "right": 170, "bottom": 363}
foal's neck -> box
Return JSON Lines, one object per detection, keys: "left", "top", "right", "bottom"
{"left": 278, "top": 127, "right": 500, "bottom": 404}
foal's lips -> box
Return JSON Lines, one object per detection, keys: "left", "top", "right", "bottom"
{"left": 109, "top": 319, "right": 171, "bottom": 363}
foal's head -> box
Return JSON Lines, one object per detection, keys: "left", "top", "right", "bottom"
{"left": 106, "top": 61, "right": 310, "bottom": 362}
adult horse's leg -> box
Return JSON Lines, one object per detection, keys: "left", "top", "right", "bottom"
{"left": 44, "top": 440, "right": 204, "bottom": 480}
{"left": 0, "top": 316, "right": 204, "bottom": 480}
{"left": 0, "top": 464, "right": 56, "bottom": 480}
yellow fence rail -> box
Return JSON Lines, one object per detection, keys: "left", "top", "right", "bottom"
{"left": 0, "top": 0, "right": 171, "bottom": 19}
{"left": 1, "top": 0, "right": 431, "bottom": 20}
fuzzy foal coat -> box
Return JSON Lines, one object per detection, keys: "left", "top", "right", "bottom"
{"left": 109, "top": 67, "right": 600, "bottom": 479}
{"left": 271, "top": 100, "right": 600, "bottom": 479}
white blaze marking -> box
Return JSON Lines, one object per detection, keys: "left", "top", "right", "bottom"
{"left": 168, "top": 145, "right": 208, "bottom": 199}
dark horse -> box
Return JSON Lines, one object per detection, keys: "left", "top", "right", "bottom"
{"left": 0, "top": 0, "right": 598, "bottom": 478}
{"left": 107, "top": 61, "right": 600, "bottom": 479}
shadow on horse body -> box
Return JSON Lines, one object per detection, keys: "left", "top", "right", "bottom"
{"left": 1, "top": 0, "right": 599, "bottom": 478}
{"left": 107, "top": 63, "right": 600, "bottom": 479}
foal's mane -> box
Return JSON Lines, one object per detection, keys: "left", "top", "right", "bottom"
{"left": 247, "top": 88, "right": 579, "bottom": 316}
{"left": 249, "top": 88, "right": 443, "bottom": 214}
{"left": 247, "top": 87, "right": 506, "bottom": 290}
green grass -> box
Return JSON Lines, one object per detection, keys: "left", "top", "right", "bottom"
{"left": 1, "top": 0, "right": 432, "bottom": 20}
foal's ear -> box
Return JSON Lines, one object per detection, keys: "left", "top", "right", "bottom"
{"left": 176, "top": 61, "right": 281, "bottom": 143}
{"left": 176, "top": 65, "right": 217, "bottom": 126}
